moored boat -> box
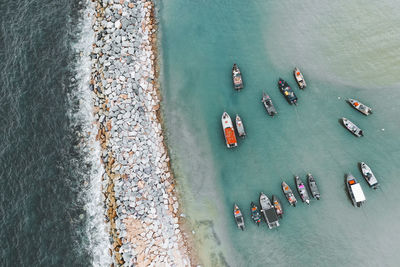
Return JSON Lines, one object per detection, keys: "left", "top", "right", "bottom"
{"left": 278, "top": 78, "right": 298, "bottom": 105}
{"left": 307, "top": 173, "right": 320, "bottom": 200}
{"left": 347, "top": 99, "right": 372, "bottom": 116}
{"left": 282, "top": 181, "right": 297, "bottom": 206}
{"left": 232, "top": 64, "right": 243, "bottom": 90}
{"left": 235, "top": 114, "right": 246, "bottom": 137}
{"left": 262, "top": 92, "right": 277, "bottom": 116}
{"left": 259, "top": 192, "right": 280, "bottom": 229}
{"left": 233, "top": 204, "right": 245, "bottom": 230}
{"left": 294, "top": 175, "right": 310, "bottom": 204}
{"left": 359, "top": 162, "right": 379, "bottom": 189}
{"left": 341, "top": 117, "right": 363, "bottom": 137}
{"left": 221, "top": 112, "right": 238, "bottom": 148}
{"left": 293, "top": 67, "right": 307, "bottom": 89}
{"left": 346, "top": 174, "right": 366, "bottom": 207}
{"left": 272, "top": 195, "right": 283, "bottom": 218}
{"left": 250, "top": 202, "right": 261, "bottom": 225}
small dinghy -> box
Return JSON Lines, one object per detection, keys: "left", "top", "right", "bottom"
{"left": 293, "top": 67, "right": 307, "bottom": 89}
{"left": 232, "top": 64, "right": 243, "bottom": 90}
{"left": 295, "top": 175, "right": 310, "bottom": 204}
{"left": 233, "top": 204, "right": 245, "bottom": 230}
{"left": 347, "top": 99, "right": 372, "bottom": 116}
{"left": 235, "top": 114, "right": 246, "bottom": 137}
{"left": 282, "top": 181, "right": 297, "bottom": 206}
{"left": 262, "top": 92, "right": 277, "bottom": 116}
{"left": 307, "top": 173, "right": 320, "bottom": 200}
{"left": 250, "top": 202, "right": 261, "bottom": 226}
{"left": 341, "top": 117, "right": 363, "bottom": 137}
{"left": 359, "top": 162, "right": 379, "bottom": 189}
{"left": 272, "top": 195, "right": 283, "bottom": 218}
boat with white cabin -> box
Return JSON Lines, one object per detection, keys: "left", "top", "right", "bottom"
{"left": 346, "top": 174, "right": 366, "bottom": 207}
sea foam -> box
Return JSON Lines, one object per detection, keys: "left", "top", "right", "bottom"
{"left": 68, "top": 1, "right": 112, "bottom": 266}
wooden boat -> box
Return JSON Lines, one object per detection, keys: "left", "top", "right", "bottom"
{"left": 262, "top": 92, "right": 277, "bottom": 116}
{"left": 232, "top": 64, "right": 243, "bottom": 90}
{"left": 233, "top": 204, "right": 245, "bottom": 230}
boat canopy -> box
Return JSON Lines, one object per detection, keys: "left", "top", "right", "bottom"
{"left": 351, "top": 184, "right": 366, "bottom": 202}
{"left": 225, "top": 128, "right": 237, "bottom": 145}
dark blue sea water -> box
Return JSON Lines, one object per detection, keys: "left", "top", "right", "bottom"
{"left": 0, "top": 1, "right": 94, "bottom": 265}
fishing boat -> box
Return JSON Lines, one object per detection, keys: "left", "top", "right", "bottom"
{"left": 278, "top": 78, "right": 297, "bottom": 105}
{"left": 233, "top": 204, "right": 245, "bottom": 230}
{"left": 282, "top": 181, "right": 297, "bottom": 206}
{"left": 359, "top": 162, "right": 379, "bottom": 189}
{"left": 235, "top": 114, "right": 246, "bottom": 137}
{"left": 272, "top": 195, "right": 283, "bottom": 218}
{"left": 346, "top": 174, "right": 366, "bottom": 207}
{"left": 259, "top": 192, "right": 280, "bottom": 229}
{"left": 341, "top": 117, "right": 363, "bottom": 137}
{"left": 262, "top": 92, "right": 277, "bottom": 116}
{"left": 293, "top": 67, "right": 307, "bottom": 89}
{"left": 294, "top": 175, "right": 310, "bottom": 204}
{"left": 232, "top": 64, "right": 243, "bottom": 90}
{"left": 307, "top": 173, "right": 320, "bottom": 200}
{"left": 250, "top": 202, "right": 261, "bottom": 226}
{"left": 221, "top": 112, "right": 238, "bottom": 148}
{"left": 347, "top": 99, "right": 372, "bottom": 116}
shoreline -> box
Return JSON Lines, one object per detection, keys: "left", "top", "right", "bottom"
{"left": 88, "top": 0, "right": 195, "bottom": 265}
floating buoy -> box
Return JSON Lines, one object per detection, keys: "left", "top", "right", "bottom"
{"left": 382, "top": 128, "right": 385, "bottom": 131}
{"left": 338, "top": 97, "right": 341, "bottom": 99}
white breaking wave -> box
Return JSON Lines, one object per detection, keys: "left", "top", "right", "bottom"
{"left": 69, "top": 1, "right": 112, "bottom": 266}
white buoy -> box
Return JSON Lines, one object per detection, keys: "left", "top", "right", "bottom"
{"left": 338, "top": 96, "right": 341, "bottom": 99}
{"left": 382, "top": 128, "right": 385, "bottom": 131}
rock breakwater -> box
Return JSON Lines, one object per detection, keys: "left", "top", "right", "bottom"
{"left": 89, "top": 0, "right": 191, "bottom": 265}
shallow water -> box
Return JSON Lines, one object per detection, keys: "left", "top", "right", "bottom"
{"left": 159, "top": 0, "right": 400, "bottom": 266}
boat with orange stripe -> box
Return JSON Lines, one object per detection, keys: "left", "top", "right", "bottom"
{"left": 221, "top": 112, "right": 238, "bottom": 148}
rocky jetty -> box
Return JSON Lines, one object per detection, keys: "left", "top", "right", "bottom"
{"left": 89, "top": 0, "right": 191, "bottom": 265}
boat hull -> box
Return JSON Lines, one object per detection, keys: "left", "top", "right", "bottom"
{"left": 293, "top": 67, "right": 307, "bottom": 89}
{"left": 278, "top": 78, "right": 298, "bottom": 105}
{"left": 222, "top": 112, "right": 238, "bottom": 148}
{"left": 341, "top": 118, "right": 363, "bottom": 137}
{"left": 232, "top": 64, "right": 243, "bottom": 90}
{"left": 295, "top": 176, "right": 310, "bottom": 204}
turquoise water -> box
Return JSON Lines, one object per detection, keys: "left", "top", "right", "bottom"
{"left": 159, "top": 0, "right": 400, "bottom": 266}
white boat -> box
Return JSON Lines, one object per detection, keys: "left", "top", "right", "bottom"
{"left": 221, "top": 112, "right": 238, "bottom": 148}
{"left": 347, "top": 99, "right": 372, "bottom": 116}
{"left": 341, "top": 118, "right": 363, "bottom": 137}
{"left": 293, "top": 67, "right": 307, "bottom": 89}
{"left": 235, "top": 114, "right": 246, "bottom": 137}
{"left": 359, "top": 162, "right": 379, "bottom": 189}
{"left": 346, "top": 174, "right": 366, "bottom": 207}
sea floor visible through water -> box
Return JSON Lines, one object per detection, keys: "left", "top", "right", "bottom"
{"left": 159, "top": 0, "right": 400, "bottom": 266}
